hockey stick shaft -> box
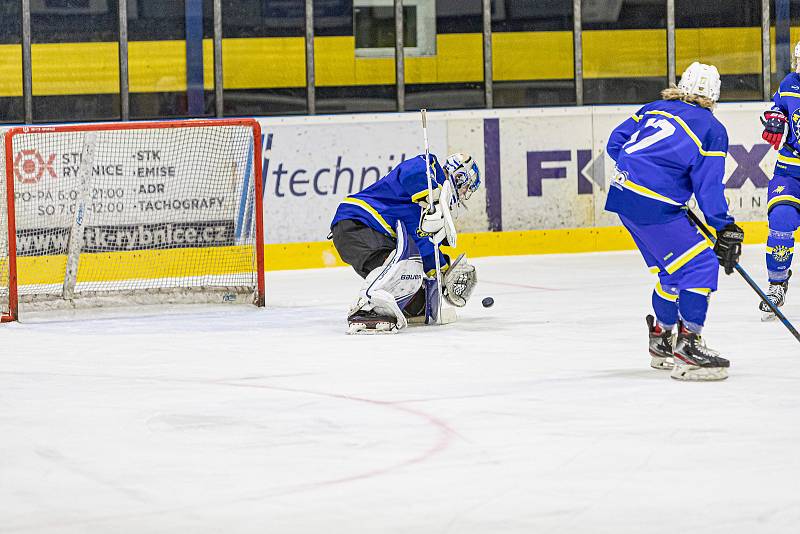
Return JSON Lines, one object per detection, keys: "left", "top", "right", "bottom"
{"left": 421, "top": 109, "right": 444, "bottom": 324}
{"left": 686, "top": 209, "right": 800, "bottom": 343}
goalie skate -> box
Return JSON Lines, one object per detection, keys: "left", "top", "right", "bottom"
{"left": 347, "top": 310, "right": 398, "bottom": 335}
{"left": 760, "top": 270, "right": 791, "bottom": 322}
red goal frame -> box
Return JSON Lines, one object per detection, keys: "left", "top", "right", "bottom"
{"left": 2, "top": 118, "right": 265, "bottom": 322}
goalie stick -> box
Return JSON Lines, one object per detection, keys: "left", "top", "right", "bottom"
{"left": 421, "top": 109, "right": 444, "bottom": 324}
{"left": 686, "top": 208, "right": 800, "bottom": 343}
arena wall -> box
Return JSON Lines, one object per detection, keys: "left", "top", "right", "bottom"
{"left": 256, "top": 102, "right": 775, "bottom": 270}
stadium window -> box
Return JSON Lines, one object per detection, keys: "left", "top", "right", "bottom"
{"left": 30, "top": 0, "right": 121, "bottom": 122}
{"left": 491, "top": 0, "right": 576, "bottom": 108}
{"left": 0, "top": 0, "right": 23, "bottom": 123}
{"left": 221, "top": 0, "right": 308, "bottom": 116}
{"left": 128, "top": 0, "right": 216, "bottom": 119}
{"left": 314, "top": 0, "right": 398, "bottom": 113}
{"left": 675, "top": 0, "right": 762, "bottom": 101}
{"left": 581, "top": 0, "right": 667, "bottom": 105}
{"left": 405, "top": 0, "right": 485, "bottom": 111}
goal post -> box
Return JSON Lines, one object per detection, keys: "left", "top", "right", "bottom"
{"left": 0, "top": 118, "right": 265, "bottom": 321}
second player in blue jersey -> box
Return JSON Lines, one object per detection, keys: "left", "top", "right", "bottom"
{"left": 605, "top": 62, "right": 744, "bottom": 381}
{"left": 756, "top": 41, "right": 800, "bottom": 319}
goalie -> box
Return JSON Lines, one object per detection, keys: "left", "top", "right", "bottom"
{"left": 329, "top": 153, "right": 481, "bottom": 334}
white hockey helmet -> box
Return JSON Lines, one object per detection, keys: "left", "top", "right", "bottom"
{"left": 677, "top": 62, "right": 721, "bottom": 102}
{"left": 443, "top": 153, "right": 480, "bottom": 202}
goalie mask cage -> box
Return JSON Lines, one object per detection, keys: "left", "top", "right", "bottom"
{"left": 0, "top": 119, "right": 265, "bottom": 321}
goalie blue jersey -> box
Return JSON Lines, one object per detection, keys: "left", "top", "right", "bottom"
{"left": 331, "top": 154, "right": 447, "bottom": 272}
{"left": 770, "top": 72, "right": 800, "bottom": 178}
{"left": 604, "top": 99, "right": 733, "bottom": 231}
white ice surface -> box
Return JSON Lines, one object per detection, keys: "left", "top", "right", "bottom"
{"left": 1, "top": 245, "right": 799, "bottom": 534}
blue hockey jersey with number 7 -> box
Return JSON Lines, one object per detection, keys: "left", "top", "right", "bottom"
{"left": 604, "top": 99, "right": 734, "bottom": 231}
{"left": 331, "top": 154, "right": 447, "bottom": 272}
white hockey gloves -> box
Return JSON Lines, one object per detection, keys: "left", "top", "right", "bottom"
{"left": 443, "top": 254, "right": 477, "bottom": 307}
{"left": 418, "top": 181, "right": 458, "bottom": 246}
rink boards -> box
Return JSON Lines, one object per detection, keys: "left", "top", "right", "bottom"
{"left": 251, "top": 102, "right": 775, "bottom": 269}
{"left": 1, "top": 103, "right": 777, "bottom": 273}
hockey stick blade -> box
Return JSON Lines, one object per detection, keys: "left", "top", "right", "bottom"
{"left": 686, "top": 209, "right": 800, "bottom": 343}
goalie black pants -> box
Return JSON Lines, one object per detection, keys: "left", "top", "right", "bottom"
{"left": 331, "top": 219, "right": 397, "bottom": 279}
{"left": 330, "top": 219, "right": 426, "bottom": 317}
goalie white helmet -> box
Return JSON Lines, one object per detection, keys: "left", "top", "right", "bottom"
{"left": 677, "top": 62, "right": 721, "bottom": 102}
{"left": 443, "top": 153, "right": 481, "bottom": 203}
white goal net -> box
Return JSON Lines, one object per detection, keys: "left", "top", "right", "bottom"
{"left": 0, "top": 119, "right": 264, "bottom": 321}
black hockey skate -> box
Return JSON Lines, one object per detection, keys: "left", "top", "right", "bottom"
{"left": 671, "top": 327, "right": 729, "bottom": 381}
{"left": 646, "top": 315, "right": 674, "bottom": 370}
{"left": 347, "top": 310, "right": 398, "bottom": 335}
{"left": 760, "top": 270, "right": 791, "bottom": 321}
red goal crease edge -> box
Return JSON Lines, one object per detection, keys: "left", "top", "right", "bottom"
{"left": 1, "top": 118, "right": 266, "bottom": 322}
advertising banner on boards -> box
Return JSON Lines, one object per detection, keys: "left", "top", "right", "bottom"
{"left": 254, "top": 103, "right": 777, "bottom": 243}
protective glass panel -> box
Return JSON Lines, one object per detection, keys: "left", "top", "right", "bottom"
{"left": 30, "top": 0, "right": 121, "bottom": 122}
{"left": 406, "top": 0, "right": 485, "bottom": 111}
{"left": 222, "top": 0, "right": 308, "bottom": 116}
{"left": 0, "top": 0, "right": 23, "bottom": 123}
{"left": 129, "top": 0, "right": 216, "bottom": 119}
{"left": 315, "top": 0, "right": 397, "bottom": 113}
{"left": 676, "top": 0, "right": 762, "bottom": 101}
{"left": 769, "top": 1, "right": 800, "bottom": 95}
{"left": 582, "top": 0, "right": 667, "bottom": 104}
{"left": 492, "top": 0, "right": 575, "bottom": 107}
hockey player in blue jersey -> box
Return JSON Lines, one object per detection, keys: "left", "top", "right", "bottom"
{"left": 605, "top": 62, "right": 744, "bottom": 381}
{"left": 330, "top": 153, "right": 481, "bottom": 334}
{"left": 756, "top": 42, "right": 800, "bottom": 320}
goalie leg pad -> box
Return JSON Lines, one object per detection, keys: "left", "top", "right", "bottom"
{"left": 347, "top": 221, "right": 423, "bottom": 333}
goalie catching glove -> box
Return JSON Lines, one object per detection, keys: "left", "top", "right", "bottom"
{"left": 442, "top": 254, "right": 477, "bottom": 307}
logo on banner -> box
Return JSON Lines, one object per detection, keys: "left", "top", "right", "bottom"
{"left": 14, "top": 150, "right": 56, "bottom": 184}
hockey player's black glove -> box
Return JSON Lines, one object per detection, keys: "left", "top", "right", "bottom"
{"left": 714, "top": 222, "right": 744, "bottom": 275}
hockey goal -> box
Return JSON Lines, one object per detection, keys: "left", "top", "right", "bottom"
{"left": 0, "top": 119, "right": 265, "bottom": 321}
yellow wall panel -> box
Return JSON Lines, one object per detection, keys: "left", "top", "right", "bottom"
{"left": 315, "top": 36, "right": 356, "bottom": 86}
{"left": 405, "top": 56, "right": 438, "bottom": 84}
{"left": 14, "top": 28, "right": 773, "bottom": 97}
{"left": 676, "top": 27, "right": 761, "bottom": 75}
{"left": 0, "top": 44, "right": 22, "bottom": 97}
{"left": 222, "top": 37, "right": 305, "bottom": 89}
{"left": 492, "top": 31, "right": 573, "bottom": 81}
{"left": 128, "top": 40, "right": 187, "bottom": 93}
{"left": 354, "top": 57, "right": 395, "bottom": 85}
{"left": 32, "top": 42, "right": 119, "bottom": 96}
{"left": 203, "top": 38, "right": 215, "bottom": 90}
{"left": 435, "top": 33, "right": 483, "bottom": 83}
{"left": 583, "top": 29, "right": 666, "bottom": 79}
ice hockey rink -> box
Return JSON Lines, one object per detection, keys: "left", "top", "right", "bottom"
{"left": 1, "top": 244, "right": 799, "bottom": 534}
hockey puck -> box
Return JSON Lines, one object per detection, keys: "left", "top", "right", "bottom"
{"left": 482, "top": 297, "right": 494, "bottom": 308}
